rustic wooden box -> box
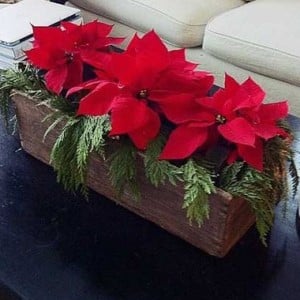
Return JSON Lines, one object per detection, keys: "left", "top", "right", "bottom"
{"left": 12, "top": 92, "right": 256, "bottom": 257}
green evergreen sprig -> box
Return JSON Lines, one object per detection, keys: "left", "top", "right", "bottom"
{"left": 0, "top": 66, "right": 39, "bottom": 127}
{"left": 0, "top": 65, "right": 75, "bottom": 119}
{"left": 220, "top": 162, "right": 276, "bottom": 245}
{"left": 50, "top": 115, "right": 111, "bottom": 196}
{"left": 108, "top": 140, "right": 140, "bottom": 200}
{"left": 144, "top": 135, "right": 182, "bottom": 187}
{"left": 181, "top": 159, "right": 216, "bottom": 226}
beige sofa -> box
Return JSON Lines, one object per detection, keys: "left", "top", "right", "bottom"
{"left": 65, "top": 0, "right": 300, "bottom": 117}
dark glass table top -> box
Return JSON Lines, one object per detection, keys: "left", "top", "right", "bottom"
{"left": 0, "top": 115, "right": 299, "bottom": 300}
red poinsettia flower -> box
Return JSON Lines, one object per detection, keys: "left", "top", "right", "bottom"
{"left": 71, "top": 30, "right": 214, "bottom": 149}
{"left": 25, "top": 21, "right": 124, "bottom": 94}
{"left": 61, "top": 21, "right": 124, "bottom": 68}
{"left": 160, "top": 74, "right": 288, "bottom": 171}
{"left": 227, "top": 138, "right": 264, "bottom": 171}
{"left": 61, "top": 20, "right": 124, "bottom": 50}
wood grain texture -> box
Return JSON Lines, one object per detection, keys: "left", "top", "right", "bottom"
{"left": 12, "top": 92, "right": 256, "bottom": 257}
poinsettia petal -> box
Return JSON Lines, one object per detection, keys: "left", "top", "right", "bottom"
{"left": 125, "top": 31, "right": 169, "bottom": 73}
{"left": 159, "top": 124, "right": 208, "bottom": 160}
{"left": 110, "top": 52, "right": 157, "bottom": 91}
{"left": 197, "top": 95, "right": 218, "bottom": 111}
{"left": 80, "top": 49, "right": 112, "bottom": 69}
{"left": 134, "top": 53, "right": 165, "bottom": 88}
{"left": 169, "top": 48, "right": 185, "bottom": 61}
{"left": 66, "top": 78, "right": 102, "bottom": 97}
{"left": 156, "top": 71, "right": 213, "bottom": 97}
{"left": 80, "top": 21, "right": 99, "bottom": 43}
{"left": 99, "top": 36, "right": 125, "bottom": 46}
{"left": 188, "top": 116, "right": 216, "bottom": 128}
{"left": 163, "top": 97, "right": 215, "bottom": 125}
{"left": 64, "top": 57, "right": 83, "bottom": 89}
{"left": 230, "top": 87, "right": 252, "bottom": 112}
{"left": 63, "top": 20, "right": 121, "bottom": 50}
{"left": 168, "top": 49, "right": 197, "bottom": 71}
{"left": 128, "top": 110, "right": 161, "bottom": 149}
{"left": 61, "top": 21, "right": 79, "bottom": 31}
{"left": 197, "top": 88, "right": 232, "bottom": 114}
{"left": 137, "top": 30, "right": 168, "bottom": 57}
{"left": 183, "top": 70, "right": 214, "bottom": 95}
{"left": 227, "top": 77, "right": 265, "bottom": 112}
{"left": 77, "top": 82, "right": 119, "bottom": 116}
{"left": 44, "top": 66, "right": 68, "bottom": 94}
{"left": 215, "top": 75, "right": 265, "bottom": 113}
{"left": 237, "top": 139, "right": 264, "bottom": 171}
{"left": 254, "top": 123, "right": 281, "bottom": 140}
{"left": 218, "top": 117, "right": 256, "bottom": 146}
{"left": 241, "top": 77, "right": 265, "bottom": 106}
{"left": 258, "top": 101, "right": 288, "bottom": 121}
{"left": 149, "top": 92, "right": 204, "bottom": 123}
{"left": 61, "top": 22, "right": 83, "bottom": 47}
{"left": 32, "top": 26, "right": 65, "bottom": 47}
{"left": 95, "top": 21, "right": 114, "bottom": 37}
{"left": 125, "top": 33, "right": 141, "bottom": 54}
{"left": 224, "top": 73, "right": 240, "bottom": 94}
{"left": 25, "top": 48, "right": 62, "bottom": 70}
{"left": 109, "top": 53, "right": 137, "bottom": 86}
{"left": 110, "top": 97, "right": 158, "bottom": 135}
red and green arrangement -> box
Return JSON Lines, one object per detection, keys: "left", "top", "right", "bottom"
{"left": 0, "top": 20, "right": 298, "bottom": 244}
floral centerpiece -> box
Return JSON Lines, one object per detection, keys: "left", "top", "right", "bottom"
{"left": 0, "top": 21, "right": 298, "bottom": 250}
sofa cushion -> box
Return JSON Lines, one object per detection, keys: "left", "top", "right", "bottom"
{"left": 68, "top": 0, "right": 244, "bottom": 47}
{"left": 203, "top": 0, "right": 300, "bottom": 87}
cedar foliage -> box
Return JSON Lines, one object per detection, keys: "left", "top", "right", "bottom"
{"left": 50, "top": 115, "right": 111, "bottom": 196}
{"left": 0, "top": 66, "right": 74, "bottom": 119}
{"left": 108, "top": 140, "right": 140, "bottom": 200}
{"left": 219, "top": 162, "right": 275, "bottom": 245}
{"left": 0, "top": 66, "right": 41, "bottom": 127}
{"left": 144, "top": 135, "right": 182, "bottom": 187}
{"left": 219, "top": 132, "right": 299, "bottom": 243}
{"left": 181, "top": 159, "right": 216, "bottom": 226}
